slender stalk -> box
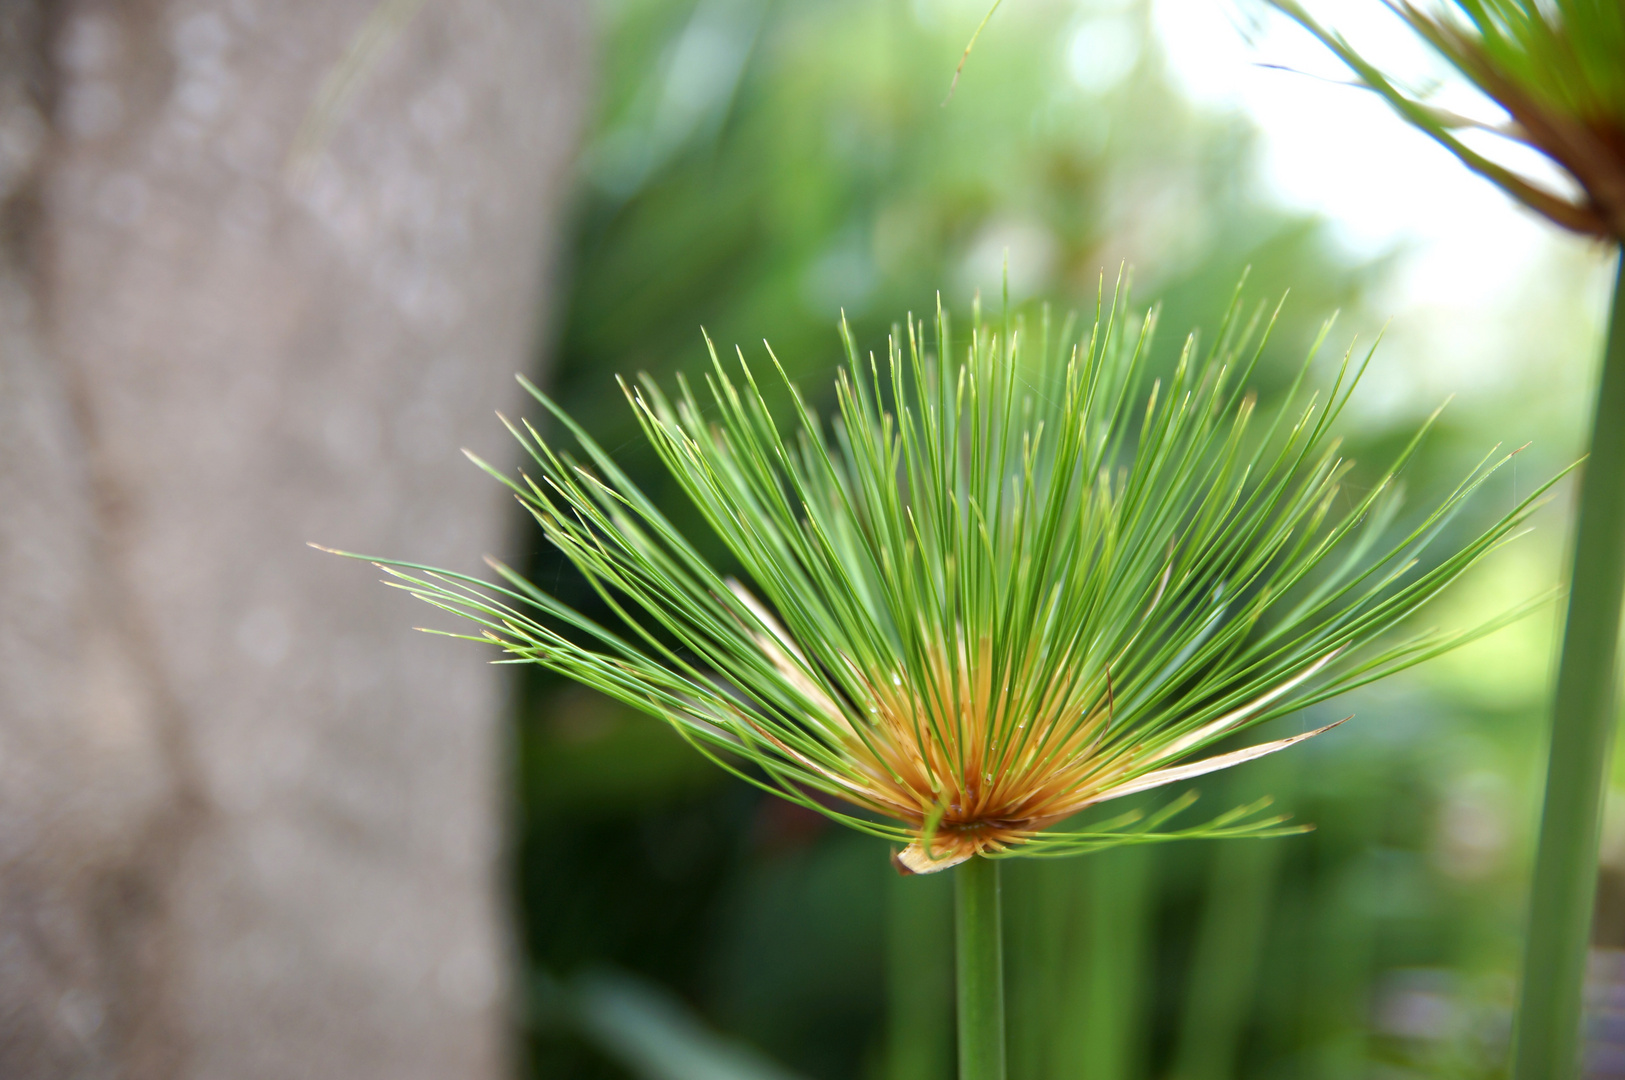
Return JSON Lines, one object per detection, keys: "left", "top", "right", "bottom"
{"left": 956, "top": 856, "right": 1006, "bottom": 1080}
{"left": 1514, "top": 248, "right": 1625, "bottom": 1080}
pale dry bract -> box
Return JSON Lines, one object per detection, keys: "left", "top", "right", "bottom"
{"left": 351, "top": 279, "right": 1559, "bottom": 873}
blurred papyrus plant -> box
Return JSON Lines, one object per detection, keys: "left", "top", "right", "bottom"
{"left": 330, "top": 277, "right": 1559, "bottom": 1080}
{"left": 1263, "top": 2, "right": 1625, "bottom": 1076}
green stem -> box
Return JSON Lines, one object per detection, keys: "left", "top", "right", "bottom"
{"left": 956, "top": 856, "right": 1007, "bottom": 1080}
{"left": 1514, "top": 246, "right": 1625, "bottom": 1080}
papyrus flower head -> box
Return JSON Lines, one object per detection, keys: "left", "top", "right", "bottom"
{"left": 374, "top": 282, "right": 1555, "bottom": 872}
{"left": 1271, "top": 0, "right": 1625, "bottom": 242}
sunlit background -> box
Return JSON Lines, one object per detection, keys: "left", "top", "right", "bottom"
{"left": 519, "top": 2, "right": 1619, "bottom": 1078}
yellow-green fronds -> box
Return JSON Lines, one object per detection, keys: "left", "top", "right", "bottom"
{"left": 342, "top": 278, "right": 1562, "bottom": 871}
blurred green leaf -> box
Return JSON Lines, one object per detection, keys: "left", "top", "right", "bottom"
{"left": 539, "top": 968, "right": 810, "bottom": 1080}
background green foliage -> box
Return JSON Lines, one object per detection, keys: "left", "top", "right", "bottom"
{"left": 514, "top": 1, "right": 1585, "bottom": 1077}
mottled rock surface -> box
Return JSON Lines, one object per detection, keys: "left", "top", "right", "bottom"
{"left": 0, "top": 1, "right": 586, "bottom": 1075}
